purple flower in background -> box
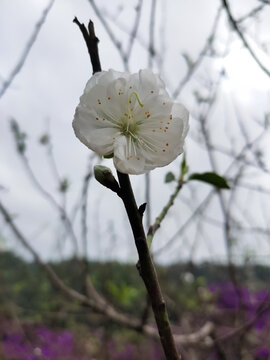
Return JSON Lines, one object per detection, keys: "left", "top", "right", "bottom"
{"left": 210, "top": 283, "right": 270, "bottom": 332}
{"left": 36, "top": 326, "right": 74, "bottom": 358}
{"left": 2, "top": 332, "right": 33, "bottom": 360}
{"left": 209, "top": 282, "right": 251, "bottom": 310}
{"left": 251, "top": 290, "right": 270, "bottom": 330}
{"left": 115, "top": 344, "right": 135, "bottom": 360}
{"left": 255, "top": 348, "right": 270, "bottom": 359}
{"left": 1, "top": 324, "right": 88, "bottom": 360}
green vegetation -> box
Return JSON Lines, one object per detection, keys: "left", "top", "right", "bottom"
{"left": 1, "top": 250, "right": 269, "bottom": 327}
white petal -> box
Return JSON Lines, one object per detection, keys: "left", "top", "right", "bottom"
{"left": 137, "top": 69, "right": 169, "bottom": 98}
{"left": 172, "top": 103, "right": 189, "bottom": 144}
{"left": 136, "top": 103, "right": 189, "bottom": 167}
{"left": 113, "top": 136, "right": 146, "bottom": 174}
{"left": 73, "top": 106, "right": 117, "bottom": 155}
{"left": 85, "top": 69, "right": 128, "bottom": 92}
{"left": 135, "top": 94, "right": 173, "bottom": 125}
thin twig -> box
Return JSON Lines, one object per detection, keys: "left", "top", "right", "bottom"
{"left": 125, "top": 0, "right": 143, "bottom": 64}
{"left": 14, "top": 146, "right": 79, "bottom": 256}
{"left": 148, "top": 0, "right": 157, "bottom": 68}
{"left": 221, "top": 0, "right": 270, "bottom": 77}
{"left": 173, "top": 6, "right": 222, "bottom": 99}
{"left": 0, "top": 0, "right": 55, "bottom": 99}
{"left": 87, "top": 0, "right": 127, "bottom": 70}
{"left": 236, "top": 4, "right": 265, "bottom": 23}
{"left": 154, "top": 127, "right": 267, "bottom": 257}
{"left": 147, "top": 179, "right": 184, "bottom": 248}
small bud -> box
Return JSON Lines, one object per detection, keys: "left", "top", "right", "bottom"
{"left": 94, "top": 165, "right": 120, "bottom": 194}
{"left": 59, "top": 178, "right": 69, "bottom": 193}
{"left": 39, "top": 134, "right": 50, "bottom": 145}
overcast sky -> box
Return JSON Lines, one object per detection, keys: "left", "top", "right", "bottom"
{"left": 0, "top": 0, "right": 270, "bottom": 264}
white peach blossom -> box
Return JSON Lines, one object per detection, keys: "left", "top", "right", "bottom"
{"left": 73, "top": 69, "right": 189, "bottom": 175}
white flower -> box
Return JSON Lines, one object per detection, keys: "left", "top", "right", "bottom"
{"left": 73, "top": 69, "right": 189, "bottom": 175}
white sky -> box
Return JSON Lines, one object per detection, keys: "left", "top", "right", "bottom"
{"left": 0, "top": 0, "right": 270, "bottom": 264}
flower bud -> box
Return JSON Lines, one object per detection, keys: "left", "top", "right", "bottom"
{"left": 94, "top": 165, "right": 120, "bottom": 194}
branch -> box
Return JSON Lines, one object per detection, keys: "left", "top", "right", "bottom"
{"left": 173, "top": 6, "right": 222, "bottom": 99}
{"left": 236, "top": 4, "right": 265, "bottom": 23}
{"left": 148, "top": 0, "right": 157, "bottom": 68}
{"left": 0, "top": 0, "right": 55, "bottom": 99}
{"left": 221, "top": 0, "right": 270, "bottom": 77}
{"left": 86, "top": 0, "right": 128, "bottom": 70}
{"left": 125, "top": 0, "right": 143, "bottom": 64}
{"left": 147, "top": 179, "right": 184, "bottom": 248}
{"left": 74, "top": 17, "right": 182, "bottom": 359}
{"left": 73, "top": 17, "right": 101, "bottom": 74}
{"left": 154, "top": 126, "right": 267, "bottom": 257}
{"left": 117, "top": 171, "right": 181, "bottom": 360}
{"left": 0, "top": 200, "right": 214, "bottom": 348}
{"left": 11, "top": 131, "right": 79, "bottom": 255}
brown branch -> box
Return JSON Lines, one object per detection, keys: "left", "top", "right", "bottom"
{"left": 73, "top": 17, "right": 101, "bottom": 74}
{"left": 117, "top": 171, "right": 181, "bottom": 360}
{"left": 221, "top": 0, "right": 270, "bottom": 77}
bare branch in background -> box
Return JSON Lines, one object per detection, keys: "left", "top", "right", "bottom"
{"left": 81, "top": 154, "right": 95, "bottom": 257}
{"left": 221, "top": 0, "right": 270, "bottom": 77}
{"left": 87, "top": 0, "right": 128, "bottom": 70}
{"left": 173, "top": 6, "right": 222, "bottom": 99}
{"left": 10, "top": 118, "right": 79, "bottom": 256}
{"left": 0, "top": 0, "right": 55, "bottom": 99}
{"left": 148, "top": 0, "right": 157, "bottom": 68}
{"left": 0, "top": 200, "right": 215, "bottom": 348}
{"left": 125, "top": 0, "right": 143, "bottom": 64}
{"left": 236, "top": 4, "right": 265, "bottom": 23}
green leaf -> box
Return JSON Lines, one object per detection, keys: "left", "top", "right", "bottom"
{"left": 188, "top": 172, "right": 230, "bottom": 189}
{"left": 165, "top": 172, "right": 175, "bottom": 183}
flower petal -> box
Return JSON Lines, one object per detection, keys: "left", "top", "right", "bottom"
{"left": 73, "top": 106, "right": 118, "bottom": 155}
{"left": 113, "top": 136, "right": 146, "bottom": 174}
{"left": 172, "top": 103, "right": 189, "bottom": 141}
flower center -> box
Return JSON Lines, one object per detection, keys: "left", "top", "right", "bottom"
{"left": 118, "top": 91, "right": 144, "bottom": 141}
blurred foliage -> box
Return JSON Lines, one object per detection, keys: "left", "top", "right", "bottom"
{"left": 1, "top": 251, "right": 270, "bottom": 323}
{"left": 1, "top": 251, "right": 270, "bottom": 359}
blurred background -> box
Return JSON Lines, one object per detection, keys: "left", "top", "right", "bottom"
{"left": 1, "top": 0, "right": 270, "bottom": 359}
